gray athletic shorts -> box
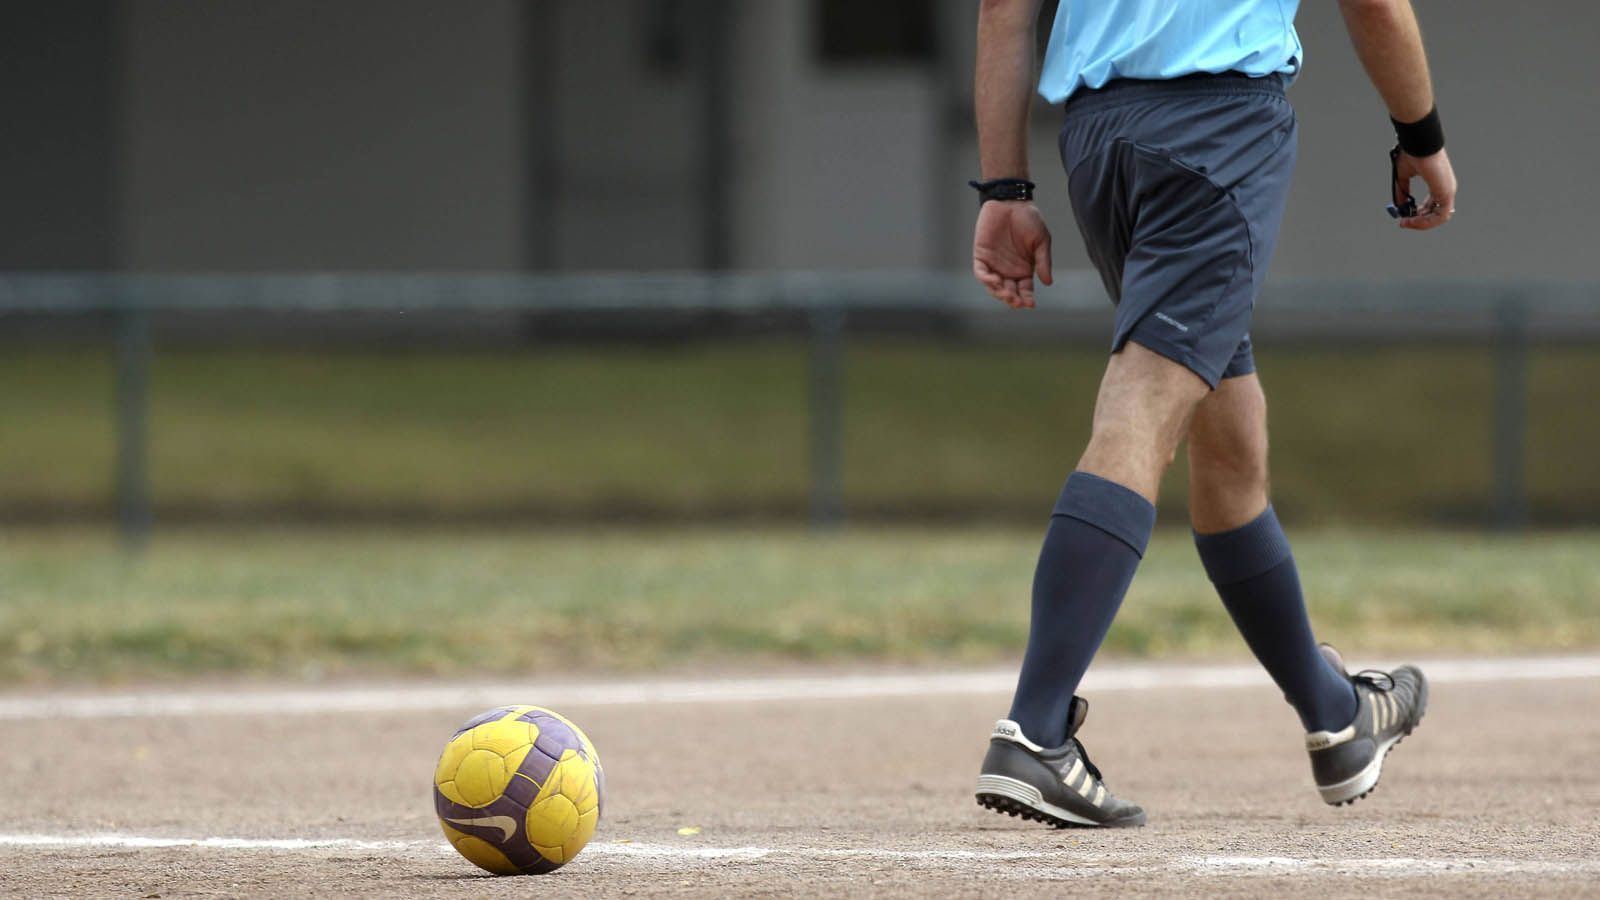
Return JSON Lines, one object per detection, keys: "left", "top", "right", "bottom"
{"left": 1059, "top": 72, "right": 1296, "bottom": 386}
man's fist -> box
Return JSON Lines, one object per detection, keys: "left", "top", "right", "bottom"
{"left": 1394, "top": 147, "right": 1457, "bottom": 231}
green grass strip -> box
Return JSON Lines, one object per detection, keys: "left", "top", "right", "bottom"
{"left": 2, "top": 528, "right": 1595, "bottom": 683}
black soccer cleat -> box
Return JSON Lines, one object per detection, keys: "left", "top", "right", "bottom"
{"left": 1306, "top": 644, "right": 1429, "bottom": 806}
{"left": 975, "top": 697, "right": 1146, "bottom": 828}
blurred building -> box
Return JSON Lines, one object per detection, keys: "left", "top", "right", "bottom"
{"left": 3, "top": 1, "right": 1597, "bottom": 279}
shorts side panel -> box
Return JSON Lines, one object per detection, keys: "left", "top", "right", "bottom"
{"left": 1115, "top": 142, "right": 1255, "bottom": 387}
{"left": 1221, "top": 335, "right": 1257, "bottom": 380}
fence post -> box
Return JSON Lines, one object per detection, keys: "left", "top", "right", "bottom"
{"left": 808, "top": 307, "right": 845, "bottom": 528}
{"left": 1491, "top": 294, "right": 1528, "bottom": 531}
{"left": 114, "top": 306, "right": 152, "bottom": 550}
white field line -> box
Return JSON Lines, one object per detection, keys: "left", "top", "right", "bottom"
{"left": 1, "top": 655, "right": 1597, "bottom": 722}
{"left": 2, "top": 834, "right": 1597, "bottom": 880}
{"left": 591, "top": 843, "right": 1600, "bottom": 878}
{"left": 0, "top": 834, "right": 424, "bottom": 852}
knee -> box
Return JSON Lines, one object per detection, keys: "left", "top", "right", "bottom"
{"left": 1189, "top": 427, "right": 1269, "bottom": 493}
{"left": 1080, "top": 417, "right": 1193, "bottom": 505}
{"left": 1088, "top": 417, "right": 1183, "bottom": 470}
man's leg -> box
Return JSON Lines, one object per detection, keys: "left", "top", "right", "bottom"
{"left": 1005, "top": 342, "right": 1209, "bottom": 748}
{"left": 1188, "top": 373, "right": 1356, "bottom": 733}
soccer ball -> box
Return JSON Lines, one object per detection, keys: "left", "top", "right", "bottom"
{"left": 432, "top": 705, "right": 605, "bottom": 875}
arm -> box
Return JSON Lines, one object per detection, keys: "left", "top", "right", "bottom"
{"left": 975, "top": 0, "right": 1039, "bottom": 181}
{"left": 971, "top": 0, "right": 1052, "bottom": 308}
{"left": 1338, "top": 0, "right": 1457, "bottom": 230}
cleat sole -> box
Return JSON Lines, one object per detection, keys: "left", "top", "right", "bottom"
{"left": 975, "top": 775, "right": 1145, "bottom": 829}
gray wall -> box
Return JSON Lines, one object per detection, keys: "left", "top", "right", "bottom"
{"left": 544, "top": 1, "right": 704, "bottom": 269}
{"left": 120, "top": 0, "right": 524, "bottom": 271}
{"left": 0, "top": 2, "right": 117, "bottom": 269}
{"left": 533, "top": 1, "right": 943, "bottom": 271}
{"left": 6, "top": 1, "right": 1596, "bottom": 278}
{"left": 730, "top": 3, "right": 941, "bottom": 270}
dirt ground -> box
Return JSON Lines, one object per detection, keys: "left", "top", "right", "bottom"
{"left": 1, "top": 668, "right": 1598, "bottom": 898}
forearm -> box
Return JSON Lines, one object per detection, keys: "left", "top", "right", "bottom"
{"left": 1338, "top": 0, "right": 1435, "bottom": 122}
{"left": 975, "top": 0, "right": 1042, "bottom": 179}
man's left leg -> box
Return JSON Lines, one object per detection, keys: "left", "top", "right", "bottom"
{"left": 1190, "top": 367, "right": 1429, "bottom": 805}
{"left": 1187, "top": 370, "right": 1356, "bottom": 733}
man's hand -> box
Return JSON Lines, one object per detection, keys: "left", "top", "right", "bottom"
{"left": 973, "top": 200, "right": 1053, "bottom": 308}
{"left": 1394, "top": 147, "right": 1457, "bottom": 231}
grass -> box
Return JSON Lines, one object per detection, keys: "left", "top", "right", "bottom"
{"left": 1, "top": 527, "right": 1596, "bottom": 684}
{"left": 3, "top": 342, "right": 1599, "bottom": 523}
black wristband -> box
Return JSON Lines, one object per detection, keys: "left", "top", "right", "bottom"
{"left": 1391, "top": 106, "right": 1445, "bottom": 158}
{"left": 968, "top": 178, "right": 1035, "bottom": 204}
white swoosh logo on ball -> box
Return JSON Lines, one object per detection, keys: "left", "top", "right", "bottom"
{"left": 443, "top": 815, "right": 517, "bottom": 842}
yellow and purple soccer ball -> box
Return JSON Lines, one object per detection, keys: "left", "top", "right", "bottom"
{"left": 432, "top": 705, "right": 605, "bottom": 875}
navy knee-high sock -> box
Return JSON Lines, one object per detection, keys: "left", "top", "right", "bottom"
{"left": 1007, "top": 472, "right": 1156, "bottom": 748}
{"left": 1194, "top": 506, "right": 1357, "bottom": 732}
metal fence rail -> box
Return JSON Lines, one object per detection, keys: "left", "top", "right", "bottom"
{"left": 3, "top": 271, "right": 1598, "bottom": 544}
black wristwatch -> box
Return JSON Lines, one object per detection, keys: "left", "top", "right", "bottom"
{"left": 969, "top": 178, "right": 1035, "bottom": 204}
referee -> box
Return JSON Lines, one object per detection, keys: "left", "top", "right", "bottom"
{"left": 971, "top": 0, "right": 1456, "bottom": 828}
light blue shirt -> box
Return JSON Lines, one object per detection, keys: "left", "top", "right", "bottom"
{"left": 1039, "top": 1, "right": 1303, "bottom": 103}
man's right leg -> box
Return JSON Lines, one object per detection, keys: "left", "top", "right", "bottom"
{"left": 978, "top": 342, "right": 1207, "bottom": 828}
{"left": 1005, "top": 342, "right": 1210, "bottom": 748}
{"left": 1187, "top": 373, "right": 1356, "bottom": 732}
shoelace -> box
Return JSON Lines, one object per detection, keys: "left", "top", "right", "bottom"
{"left": 1072, "top": 737, "right": 1105, "bottom": 784}
{"left": 1352, "top": 669, "right": 1396, "bottom": 693}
